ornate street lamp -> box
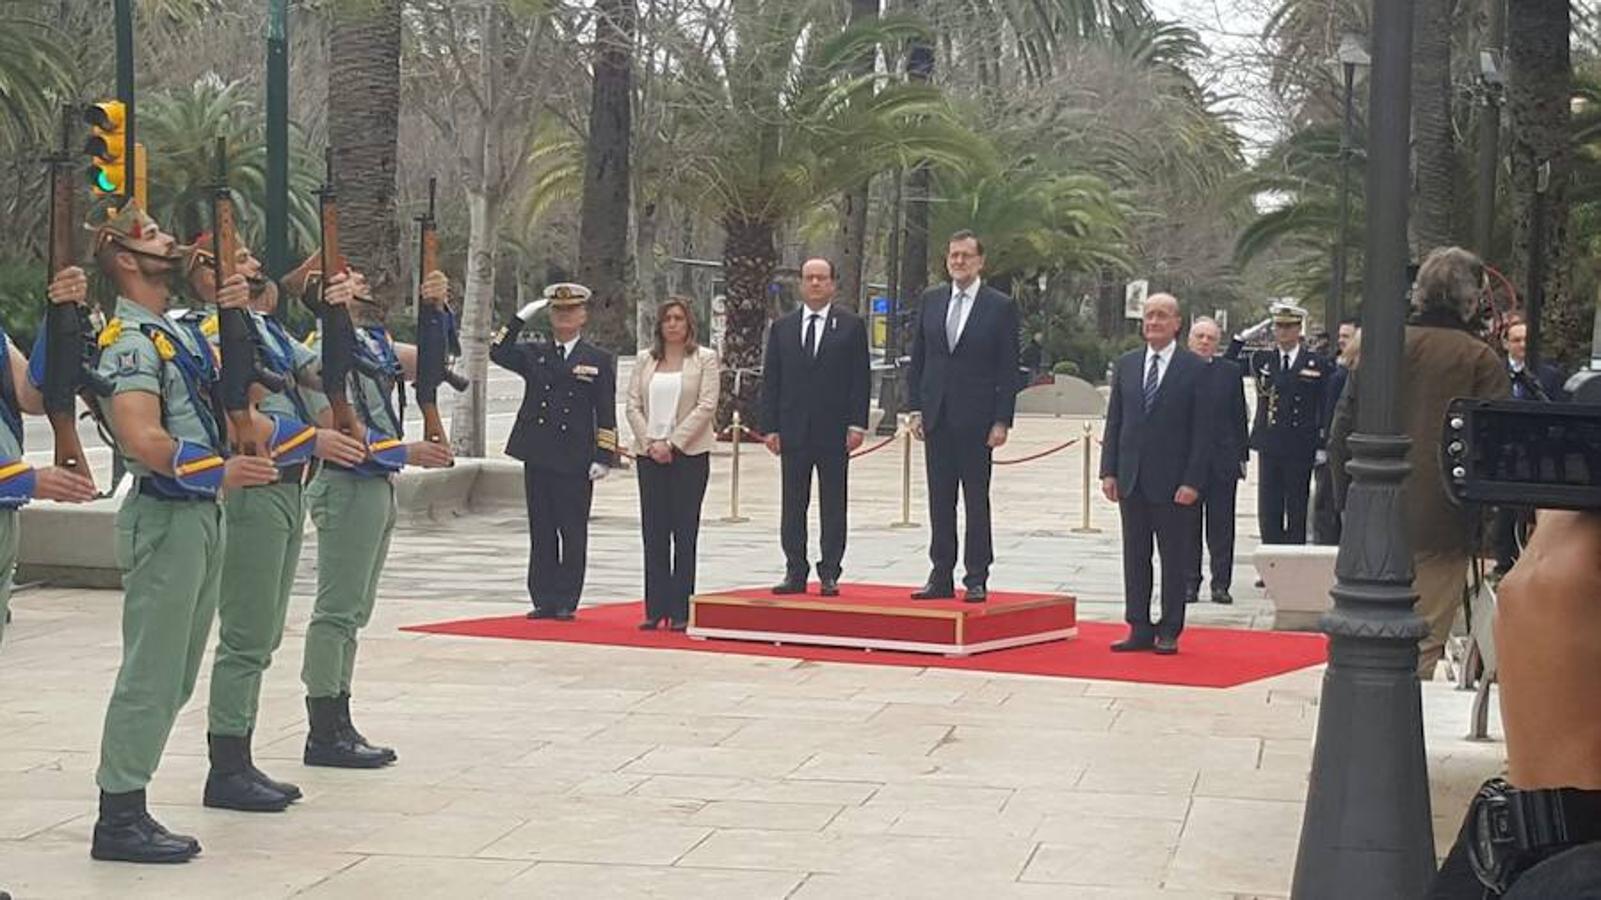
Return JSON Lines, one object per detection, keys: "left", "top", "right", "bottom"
{"left": 1328, "top": 33, "right": 1370, "bottom": 332}
{"left": 1291, "top": 0, "right": 1438, "bottom": 897}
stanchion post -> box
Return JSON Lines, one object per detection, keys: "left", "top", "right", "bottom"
{"left": 722, "top": 367, "right": 751, "bottom": 524}
{"left": 1070, "top": 420, "right": 1100, "bottom": 534}
{"left": 890, "top": 414, "right": 919, "bottom": 529}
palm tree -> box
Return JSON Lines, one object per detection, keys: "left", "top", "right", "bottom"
{"left": 328, "top": 0, "right": 404, "bottom": 310}
{"left": 140, "top": 76, "right": 321, "bottom": 251}
{"left": 575, "top": 0, "right": 636, "bottom": 350}
{"left": 669, "top": 3, "right": 982, "bottom": 423}
{"left": 1411, "top": 0, "right": 1456, "bottom": 254}
{"left": 0, "top": 0, "right": 74, "bottom": 149}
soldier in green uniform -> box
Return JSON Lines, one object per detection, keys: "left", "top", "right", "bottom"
{"left": 298, "top": 265, "right": 453, "bottom": 768}
{"left": 87, "top": 203, "right": 281, "bottom": 864}
{"left": 183, "top": 236, "right": 368, "bottom": 811}
{"left": 0, "top": 266, "right": 101, "bottom": 646}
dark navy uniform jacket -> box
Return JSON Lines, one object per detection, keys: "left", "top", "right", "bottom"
{"left": 1226, "top": 339, "right": 1333, "bottom": 462}
{"left": 490, "top": 317, "right": 617, "bottom": 475}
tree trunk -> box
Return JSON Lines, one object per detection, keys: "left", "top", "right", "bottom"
{"left": 634, "top": 193, "right": 660, "bottom": 350}
{"left": 838, "top": 0, "right": 879, "bottom": 313}
{"left": 450, "top": 187, "right": 500, "bottom": 458}
{"left": 1410, "top": 0, "right": 1456, "bottom": 255}
{"left": 717, "top": 215, "right": 777, "bottom": 431}
{"left": 1507, "top": 0, "right": 1578, "bottom": 366}
{"left": 898, "top": 35, "right": 936, "bottom": 314}
{"left": 576, "top": 0, "right": 635, "bottom": 352}
{"left": 328, "top": 0, "right": 403, "bottom": 310}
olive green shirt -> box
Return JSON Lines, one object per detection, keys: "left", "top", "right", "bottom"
{"left": 96, "top": 297, "right": 221, "bottom": 477}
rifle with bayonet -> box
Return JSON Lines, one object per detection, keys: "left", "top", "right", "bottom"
{"left": 43, "top": 106, "right": 111, "bottom": 489}
{"left": 413, "top": 176, "right": 468, "bottom": 445}
{"left": 210, "top": 136, "right": 284, "bottom": 456}
{"left": 312, "top": 147, "right": 360, "bottom": 437}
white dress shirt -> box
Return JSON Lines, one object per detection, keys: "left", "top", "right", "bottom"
{"left": 556, "top": 334, "right": 580, "bottom": 358}
{"left": 799, "top": 304, "right": 831, "bottom": 351}
{"left": 1279, "top": 344, "right": 1301, "bottom": 372}
{"left": 1143, "top": 340, "right": 1176, "bottom": 391}
{"left": 947, "top": 278, "right": 981, "bottom": 345}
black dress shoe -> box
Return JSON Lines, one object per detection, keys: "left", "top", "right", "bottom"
{"left": 203, "top": 734, "right": 292, "bottom": 812}
{"left": 638, "top": 619, "right": 661, "bottom": 631}
{"left": 667, "top": 619, "right": 689, "bottom": 632}
{"left": 1111, "top": 636, "right": 1156, "bottom": 652}
{"left": 1254, "top": 578, "right": 1265, "bottom": 588}
{"left": 303, "top": 697, "right": 391, "bottom": 769}
{"left": 819, "top": 578, "right": 840, "bottom": 597}
{"left": 1184, "top": 588, "right": 1200, "bottom": 604}
{"left": 1211, "top": 589, "right": 1234, "bottom": 605}
{"left": 1154, "top": 637, "right": 1179, "bottom": 655}
{"left": 963, "top": 584, "right": 988, "bottom": 603}
{"left": 528, "top": 608, "right": 557, "bottom": 620}
{"left": 555, "top": 609, "right": 577, "bottom": 621}
{"left": 771, "top": 579, "right": 807, "bottom": 595}
{"left": 91, "top": 790, "right": 200, "bottom": 864}
{"left": 910, "top": 581, "right": 955, "bottom": 600}
{"left": 243, "top": 729, "right": 301, "bottom": 801}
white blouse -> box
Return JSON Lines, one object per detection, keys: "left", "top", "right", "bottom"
{"left": 645, "top": 371, "right": 683, "bottom": 440}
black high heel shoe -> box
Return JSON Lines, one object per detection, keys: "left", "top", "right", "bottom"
{"left": 638, "top": 618, "right": 662, "bottom": 631}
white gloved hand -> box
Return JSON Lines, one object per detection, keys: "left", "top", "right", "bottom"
{"left": 1314, "top": 449, "right": 1328, "bottom": 466}
{"left": 517, "top": 299, "right": 549, "bottom": 322}
{"left": 588, "top": 462, "right": 609, "bottom": 482}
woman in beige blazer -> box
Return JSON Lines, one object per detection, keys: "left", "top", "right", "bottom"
{"left": 625, "top": 297, "right": 720, "bottom": 630}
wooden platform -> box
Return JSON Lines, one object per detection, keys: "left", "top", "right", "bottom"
{"left": 687, "top": 583, "right": 1077, "bottom": 657}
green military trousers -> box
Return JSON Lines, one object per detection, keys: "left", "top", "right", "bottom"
{"left": 97, "top": 493, "right": 224, "bottom": 794}
{"left": 300, "top": 469, "right": 395, "bottom": 699}
{"left": 0, "top": 508, "right": 17, "bottom": 646}
{"left": 208, "top": 482, "right": 305, "bottom": 736}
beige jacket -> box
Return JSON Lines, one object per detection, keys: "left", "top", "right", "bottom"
{"left": 626, "top": 345, "right": 720, "bottom": 456}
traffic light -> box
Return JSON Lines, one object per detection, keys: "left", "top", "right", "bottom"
{"left": 83, "top": 101, "right": 128, "bottom": 196}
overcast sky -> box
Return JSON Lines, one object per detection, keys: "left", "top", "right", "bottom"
{"left": 1147, "top": 0, "right": 1282, "bottom": 156}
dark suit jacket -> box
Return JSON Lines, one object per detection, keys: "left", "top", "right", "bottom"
{"left": 490, "top": 317, "right": 618, "bottom": 474}
{"left": 1226, "top": 341, "right": 1332, "bottom": 461}
{"left": 1200, "top": 357, "right": 1249, "bottom": 483}
{"left": 1099, "top": 346, "right": 1212, "bottom": 503}
{"left": 906, "top": 282, "right": 1020, "bottom": 432}
{"left": 1509, "top": 361, "right": 1566, "bottom": 401}
{"left": 759, "top": 304, "right": 870, "bottom": 448}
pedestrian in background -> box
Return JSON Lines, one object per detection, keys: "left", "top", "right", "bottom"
{"left": 626, "top": 297, "right": 719, "bottom": 630}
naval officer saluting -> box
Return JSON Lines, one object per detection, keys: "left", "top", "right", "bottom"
{"left": 491, "top": 283, "right": 619, "bottom": 620}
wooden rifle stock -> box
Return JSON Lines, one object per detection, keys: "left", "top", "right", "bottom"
{"left": 43, "top": 107, "right": 94, "bottom": 488}
{"left": 211, "top": 137, "right": 263, "bottom": 456}
{"left": 315, "top": 148, "right": 360, "bottom": 437}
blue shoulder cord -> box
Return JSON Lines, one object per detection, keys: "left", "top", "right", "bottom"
{"left": 258, "top": 316, "right": 313, "bottom": 423}
{"left": 353, "top": 327, "right": 404, "bottom": 440}
{"left": 139, "top": 321, "right": 223, "bottom": 452}
{"left": 0, "top": 327, "right": 25, "bottom": 447}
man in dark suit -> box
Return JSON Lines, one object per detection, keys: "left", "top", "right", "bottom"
{"left": 490, "top": 283, "right": 618, "bottom": 621}
{"left": 1226, "top": 302, "right": 1331, "bottom": 545}
{"left": 1493, "top": 319, "right": 1568, "bottom": 574}
{"left": 1101, "top": 293, "right": 1211, "bottom": 654}
{"left": 906, "top": 230, "right": 1020, "bottom": 603}
{"left": 1311, "top": 317, "right": 1358, "bottom": 545}
{"left": 760, "top": 258, "right": 871, "bottom": 596}
{"left": 1184, "top": 317, "right": 1248, "bottom": 606}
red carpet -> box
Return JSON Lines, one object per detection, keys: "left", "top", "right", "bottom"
{"left": 402, "top": 599, "right": 1328, "bottom": 689}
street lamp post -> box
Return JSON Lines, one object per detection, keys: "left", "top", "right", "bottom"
{"left": 1329, "top": 33, "right": 1370, "bottom": 332}
{"left": 265, "top": 0, "right": 290, "bottom": 281}
{"left": 1291, "top": 0, "right": 1437, "bottom": 896}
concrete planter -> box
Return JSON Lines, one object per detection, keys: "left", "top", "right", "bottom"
{"left": 1253, "top": 544, "right": 1338, "bottom": 631}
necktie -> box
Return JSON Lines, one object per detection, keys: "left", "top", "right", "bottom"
{"left": 558, "top": 343, "right": 568, "bottom": 361}
{"left": 946, "top": 290, "right": 966, "bottom": 348}
{"left": 805, "top": 313, "right": 820, "bottom": 358}
{"left": 1282, "top": 352, "right": 1291, "bottom": 372}
{"left": 1143, "top": 353, "right": 1160, "bottom": 410}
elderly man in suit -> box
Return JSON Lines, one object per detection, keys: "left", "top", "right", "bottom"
{"left": 906, "top": 230, "right": 1020, "bottom": 603}
{"left": 760, "top": 258, "right": 871, "bottom": 596}
{"left": 1101, "top": 293, "right": 1212, "bottom": 654}
{"left": 1184, "top": 316, "right": 1249, "bottom": 606}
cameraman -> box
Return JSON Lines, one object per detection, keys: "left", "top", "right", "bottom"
{"left": 1328, "top": 247, "right": 1508, "bottom": 678}
{"left": 1430, "top": 510, "right": 1601, "bottom": 897}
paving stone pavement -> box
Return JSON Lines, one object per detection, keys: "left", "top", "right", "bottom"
{"left": 0, "top": 413, "right": 1506, "bottom": 898}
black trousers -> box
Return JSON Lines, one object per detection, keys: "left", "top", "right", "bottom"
{"left": 1188, "top": 473, "right": 1238, "bottom": 593}
{"left": 781, "top": 441, "right": 849, "bottom": 580}
{"left": 1258, "top": 453, "right": 1313, "bottom": 544}
{"left": 1120, "top": 494, "right": 1198, "bottom": 641}
{"left": 524, "top": 461, "right": 594, "bottom": 613}
{"left": 1311, "top": 463, "right": 1341, "bottom": 545}
{"left": 924, "top": 423, "right": 994, "bottom": 587}
{"left": 637, "top": 451, "right": 710, "bottom": 622}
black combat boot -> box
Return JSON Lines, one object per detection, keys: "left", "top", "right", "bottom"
{"left": 243, "top": 729, "right": 302, "bottom": 801}
{"left": 336, "top": 692, "right": 397, "bottom": 764}
{"left": 90, "top": 789, "right": 200, "bottom": 864}
{"left": 203, "top": 733, "right": 292, "bottom": 812}
{"left": 303, "top": 696, "right": 390, "bottom": 768}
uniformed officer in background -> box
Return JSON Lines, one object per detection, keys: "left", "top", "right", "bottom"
{"left": 491, "top": 283, "right": 618, "bottom": 621}
{"left": 183, "top": 236, "right": 368, "bottom": 811}
{"left": 87, "top": 202, "right": 280, "bottom": 864}
{"left": 1227, "top": 301, "right": 1331, "bottom": 545}
{"left": 297, "top": 264, "right": 453, "bottom": 769}
{"left": 0, "top": 268, "right": 102, "bottom": 646}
